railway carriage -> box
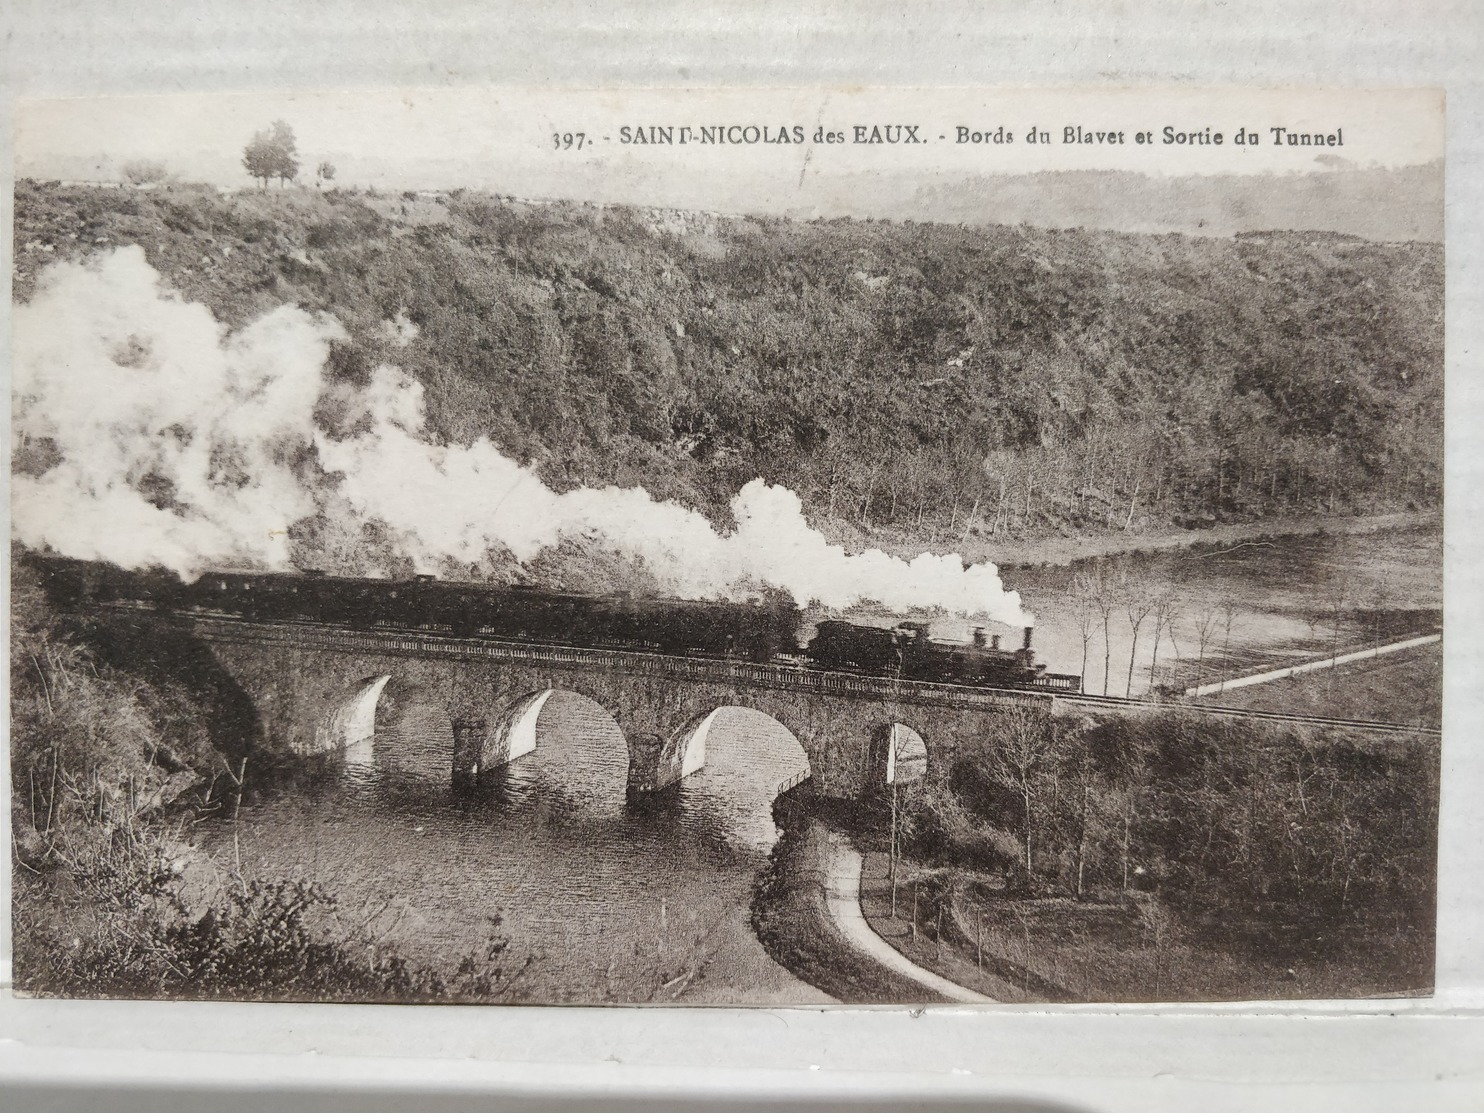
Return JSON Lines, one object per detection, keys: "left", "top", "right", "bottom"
{"left": 32, "top": 556, "right": 1073, "bottom": 690}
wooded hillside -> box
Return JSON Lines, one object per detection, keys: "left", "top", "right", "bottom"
{"left": 13, "top": 181, "right": 1443, "bottom": 548}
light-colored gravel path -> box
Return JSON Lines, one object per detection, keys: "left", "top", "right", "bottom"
{"left": 821, "top": 831, "right": 995, "bottom": 1004}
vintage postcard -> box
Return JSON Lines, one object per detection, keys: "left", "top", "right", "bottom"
{"left": 9, "top": 86, "right": 1443, "bottom": 1007}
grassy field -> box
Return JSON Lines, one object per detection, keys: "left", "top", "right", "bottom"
{"left": 1205, "top": 641, "right": 1443, "bottom": 727}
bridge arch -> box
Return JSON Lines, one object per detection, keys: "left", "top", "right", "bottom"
{"left": 311, "top": 672, "right": 465, "bottom": 786}
{"left": 317, "top": 674, "right": 392, "bottom": 753}
{"left": 474, "top": 687, "right": 632, "bottom": 814}
{"left": 643, "top": 705, "right": 814, "bottom": 853}
{"left": 459, "top": 688, "right": 554, "bottom": 782}
{"left": 649, "top": 705, "right": 812, "bottom": 799}
{"left": 880, "top": 722, "right": 929, "bottom": 787}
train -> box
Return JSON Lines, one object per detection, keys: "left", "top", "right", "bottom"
{"left": 808, "top": 618, "right": 1046, "bottom": 688}
{"left": 32, "top": 556, "right": 1075, "bottom": 691}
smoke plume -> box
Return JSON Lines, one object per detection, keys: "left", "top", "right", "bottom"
{"left": 12, "top": 249, "right": 1031, "bottom": 626}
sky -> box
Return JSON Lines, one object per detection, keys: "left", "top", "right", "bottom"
{"left": 16, "top": 86, "right": 1445, "bottom": 239}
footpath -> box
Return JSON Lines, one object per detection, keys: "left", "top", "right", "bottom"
{"left": 819, "top": 830, "right": 994, "bottom": 1004}
{"left": 1185, "top": 633, "right": 1442, "bottom": 697}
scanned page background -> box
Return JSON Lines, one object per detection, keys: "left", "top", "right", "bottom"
{"left": 3, "top": 0, "right": 1482, "bottom": 1107}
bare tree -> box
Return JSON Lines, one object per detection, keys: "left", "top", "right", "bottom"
{"left": 1322, "top": 568, "right": 1352, "bottom": 697}
{"left": 1190, "top": 602, "right": 1222, "bottom": 693}
{"left": 1367, "top": 574, "right": 1393, "bottom": 650}
{"left": 1146, "top": 587, "right": 1176, "bottom": 698}
{"left": 1062, "top": 717, "right": 1099, "bottom": 900}
{"left": 1093, "top": 562, "right": 1118, "bottom": 696}
{"left": 1216, "top": 595, "right": 1240, "bottom": 694}
{"left": 990, "top": 706, "right": 1059, "bottom": 874}
{"left": 1123, "top": 581, "right": 1157, "bottom": 699}
{"left": 982, "top": 449, "right": 1015, "bottom": 537}
{"left": 1070, "top": 568, "right": 1103, "bottom": 693}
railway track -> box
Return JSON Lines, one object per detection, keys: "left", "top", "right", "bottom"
{"left": 89, "top": 603, "right": 1440, "bottom": 736}
{"left": 1057, "top": 691, "right": 1441, "bottom": 737}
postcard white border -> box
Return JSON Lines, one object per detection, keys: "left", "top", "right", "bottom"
{"left": 2, "top": 0, "right": 1481, "bottom": 1107}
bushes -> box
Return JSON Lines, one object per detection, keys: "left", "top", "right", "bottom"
{"left": 15, "top": 862, "right": 525, "bottom": 1003}
{"left": 893, "top": 709, "right": 1438, "bottom": 966}
{"left": 10, "top": 563, "right": 530, "bottom": 1003}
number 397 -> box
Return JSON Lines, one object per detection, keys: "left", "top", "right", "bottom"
{"left": 553, "top": 132, "right": 586, "bottom": 150}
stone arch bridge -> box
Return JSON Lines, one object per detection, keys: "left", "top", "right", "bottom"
{"left": 88, "top": 611, "right": 1065, "bottom": 798}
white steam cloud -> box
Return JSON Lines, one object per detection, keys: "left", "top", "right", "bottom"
{"left": 12, "top": 248, "right": 1031, "bottom": 626}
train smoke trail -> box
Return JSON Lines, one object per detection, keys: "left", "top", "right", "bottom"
{"left": 12, "top": 248, "right": 1031, "bottom": 626}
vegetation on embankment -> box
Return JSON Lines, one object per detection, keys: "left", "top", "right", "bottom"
{"left": 14, "top": 180, "right": 1442, "bottom": 569}
{"left": 833, "top": 705, "right": 1438, "bottom": 1002}
{"left": 9, "top": 555, "right": 529, "bottom": 1002}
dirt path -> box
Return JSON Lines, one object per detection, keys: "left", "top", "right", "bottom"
{"left": 820, "top": 830, "right": 994, "bottom": 1004}
{"left": 1185, "top": 633, "right": 1442, "bottom": 697}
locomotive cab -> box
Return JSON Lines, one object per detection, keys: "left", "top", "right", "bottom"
{"left": 896, "top": 621, "right": 932, "bottom": 645}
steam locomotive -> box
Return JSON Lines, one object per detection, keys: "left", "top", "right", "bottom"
{"left": 806, "top": 619, "right": 1045, "bottom": 688}
{"left": 33, "top": 557, "right": 1072, "bottom": 691}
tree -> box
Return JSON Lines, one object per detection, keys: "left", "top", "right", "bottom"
{"left": 990, "top": 706, "right": 1059, "bottom": 874}
{"left": 1147, "top": 588, "right": 1177, "bottom": 698}
{"left": 316, "top": 161, "right": 337, "bottom": 189}
{"left": 1322, "top": 568, "right": 1352, "bottom": 697}
{"left": 1095, "top": 564, "right": 1118, "bottom": 696}
{"left": 1121, "top": 576, "right": 1157, "bottom": 699}
{"left": 1216, "top": 595, "right": 1240, "bottom": 694}
{"left": 1060, "top": 717, "right": 1100, "bottom": 899}
{"left": 242, "top": 120, "right": 300, "bottom": 189}
{"left": 1070, "top": 568, "right": 1103, "bottom": 692}
{"left": 1367, "top": 575, "right": 1393, "bottom": 650}
{"left": 268, "top": 121, "right": 300, "bottom": 186}
{"left": 121, "top": 159, "right": 168, "bottom": 186}
{"left": 1189, "top": 602, "right": 1222, "bottom": 694}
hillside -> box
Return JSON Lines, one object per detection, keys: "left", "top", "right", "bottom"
{"left": 13, "top": 180, "right": 1443, "bottom": 562}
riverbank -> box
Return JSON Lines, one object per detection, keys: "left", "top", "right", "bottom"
{"left": 835, "top": 509, "right": 1441, "bottom": 571}
{"left": 852, "top": 852, "right": 1435, "bottom": 1004}
{"left": 762, "top": 697, "right": 1438, "bottom": 1005}
{"left": 856, "top": 854, "right": 1068, "bottom": 1003}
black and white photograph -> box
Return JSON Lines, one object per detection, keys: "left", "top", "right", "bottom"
{"left": 8, "top": 84, "right": 1445, "bottom": 1010}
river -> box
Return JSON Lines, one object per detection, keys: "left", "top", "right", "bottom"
{"left": 204, "top": 692, "right": 830, "bottom": 1005}
{"left": 904, "top": 522, "right": 1443, "bottom": 700}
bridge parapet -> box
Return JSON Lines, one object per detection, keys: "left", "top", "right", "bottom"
{"left": 163, "top": 611, "right": 1057, "bottom": 714}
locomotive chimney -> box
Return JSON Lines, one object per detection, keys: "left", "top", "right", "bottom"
{"left": 1023, "top": 625, "right": 1034, "bottom": 650}
{"left": 972, "top": 626, "right": 987, "bottom": 648}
